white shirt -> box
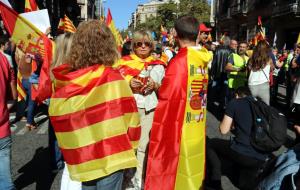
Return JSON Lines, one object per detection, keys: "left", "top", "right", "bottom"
{"left": 292, "top": 79, "right": 300, "bottom": 104}
{"left": 134, "top": 64, "right": 165, "bottom": 111}
{"left": 248, "top": 64, "right": 270, "bottom": 86}
{"left": 164, "top": 48, "right": 174, "bottom": 62}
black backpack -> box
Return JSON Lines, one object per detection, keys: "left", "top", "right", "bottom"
{"left": 247, "top": 97, "right": 287, "bottom": 153}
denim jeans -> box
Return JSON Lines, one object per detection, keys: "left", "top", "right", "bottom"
{"left": 48, "top": 122, "right": 64, "bottom": 170}
{"left": 0, "top": 136, "right": 15, "bottom": 190}
{"left": 22, "top": 79, "right": 36, "bottom": 125}
{"left": 82, "top": 170, "right": 124, "bottom": 190}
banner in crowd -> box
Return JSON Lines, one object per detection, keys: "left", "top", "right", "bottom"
{"left": 25, "top": 0, "right": 39, "bottom": 12}
{"left": 58, "top": 15, "right": 76, "bottom": 33}
{"left": 106, "top": 8, "right": 123, "bottom": 51}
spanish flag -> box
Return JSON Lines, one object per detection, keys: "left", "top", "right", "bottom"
{"left": 116, "top": 54, "right": 166, "bottom": 82}
{"left": 0, "top": 2, "right": 53, "bottom": 103}
{"left": 0, "top": 2, "right": 45, "bottom": 57}
{"left": 58, "top": 15, "right": 76, "bottom": 33}
{"left": 145, "top": 47, "right": 211, "bottom": 190}
{"left": 25, "top": 0, "right": 39, "bottom": 12}
{"left": 49, "top": 64, "right": 141, "bottom": 181}
{"left": 106, "top": 8, "right": 123, "bottom": 51}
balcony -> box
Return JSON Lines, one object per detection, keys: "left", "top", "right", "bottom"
{"left": 231, "top": 2, "right": 248, "bottom": 17}
{"left": 272, "top": 2, "right": 300, "bottom": 17}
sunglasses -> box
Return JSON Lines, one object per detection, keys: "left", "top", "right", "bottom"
{"left": 134, "top": 41, "right": 152, "bottom": 48}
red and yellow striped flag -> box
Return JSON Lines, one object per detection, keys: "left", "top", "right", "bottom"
{"left": 106, "top": 8, "right": 123, "bottom": 51}
{"left": 25, "top": 0, "right": 39, "bottom": 12}
{"left": 145, "top": 47, "right": 211, "bottom": 190}
{"left": 58, "top": 15, "right": 76, "bottom": 33}
{"left": 16, "top": 71, "right": 26, "bottom": 101}
{"left": 115, "top": 54, "right": 166, "bottom": 82}
{"left": 49, "top": 64, "right": 141, "bottom": 181}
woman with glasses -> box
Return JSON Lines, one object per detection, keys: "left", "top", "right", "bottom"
{"left": 117, "top": 30, "right": 166, "bottom": 189}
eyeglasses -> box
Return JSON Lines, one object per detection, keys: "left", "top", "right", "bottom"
{"left": 134, "top": 41, "right": 152, "bottom": 48}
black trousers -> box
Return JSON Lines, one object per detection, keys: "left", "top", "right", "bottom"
{"left": 206, "top": 138, "right": 264, "bottom": 190}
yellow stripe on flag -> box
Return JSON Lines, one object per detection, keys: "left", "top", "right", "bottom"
{"left": 49, "top": 80, "right": 133, "bottom": 116}
{"left": 297, "top": 32, "right": 300, "bottom": 44}
{"left": 54, "top": 65, "right": 105, "bottom": 88}
{"left": 17, "top": 71, "right": 26, "bottom": 101}
{"left": 68, "top": 150, "right": 138, "bottom": 181}
{"left": 174, "top": 47, "right": 208, "bottom": 190}
{"left": 56, "top": 112, "right": 139, "bottom": 149}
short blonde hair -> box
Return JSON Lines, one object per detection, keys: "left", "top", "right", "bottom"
{"left": 131, "top": 30, "right": 153, "bottom": 49}
{"left": 68, "top": 20, "right": 119, "bottom": 70}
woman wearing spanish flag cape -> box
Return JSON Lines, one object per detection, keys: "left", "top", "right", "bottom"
{"left": 48, "top": 21, "right": 141, "bottom": 190}
{"left": 145, "top": 16, "right": 212, "bottom": 190}
{"left": 116, "top": 30, "right": 167, "bottom": 189}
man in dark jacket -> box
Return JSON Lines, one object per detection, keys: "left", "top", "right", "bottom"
{"left": 210, "top": 36, "right": 233, "bottom": 110}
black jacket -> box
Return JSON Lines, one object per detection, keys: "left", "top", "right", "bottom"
{"left": 210, "top": 46, "right": 232, "bottom": 80}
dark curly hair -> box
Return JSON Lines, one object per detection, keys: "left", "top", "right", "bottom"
{"left": 67, "top": 20, "right": 119, "bottom": 70}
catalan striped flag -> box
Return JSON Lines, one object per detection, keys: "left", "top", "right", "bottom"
{"left": 145, "top": 47, "right": 211, "bottom": 190}
{"left": 16, "top": 71, "right": 26, "bottom": 101}
{"left": 115, "top": 54, "right": 166, "bottom": 82}
{"left": 58, "top": 15, "right": 76, "bottom": 33}
{"left": 25, "top": 0, "right": 39, "bottom": 12}
{"left": 49, "top": 64, "right": 141, "bottom": 181}
{"left": 106, "top": 8, "right": 123, "bottom": 51}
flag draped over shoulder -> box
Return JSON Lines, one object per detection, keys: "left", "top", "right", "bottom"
{"left": 106, "top": 8, "right": 123, "bottom": 51}
{"left": 115, "top": 54, "right": 166, "bottom": 82}
{"left": 25, "top": 0, "right": 39, "bottom": 12}
{"left": 49, "top": 64, "right": 141, "bottom": 181}
{"left": 145, "top": 47, "right": 211, "bottom": 190}
{"left": 58, "top": 15, "right": 76, "bottom": 33}
{"left": 0, "top": 2, "right": 54, "bottom": 103}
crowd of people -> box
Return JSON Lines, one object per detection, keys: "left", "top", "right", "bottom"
{"left": 0, "top": 14, "right": 300, "bottom": 190}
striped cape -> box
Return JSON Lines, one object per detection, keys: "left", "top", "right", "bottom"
{"left": 49, "top": 64, "right": 141, "bottom": 182}
{"left": 115, "top": 54, "right": 166, "bottom": 82}
{"left": 145, "top": 47, "right": 211, "bottom": 190}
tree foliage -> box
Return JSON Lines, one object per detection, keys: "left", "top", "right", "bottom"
{"left": 133, "top": 0, "right": 210, "bottom": 34}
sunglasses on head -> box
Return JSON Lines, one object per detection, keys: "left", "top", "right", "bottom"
{"left": 134, "top": 41, "right": 152, "bottom": 48}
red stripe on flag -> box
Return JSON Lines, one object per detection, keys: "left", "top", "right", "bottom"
{"left": 127, "top": 126, "right": 141, "bottom": 142}
{"left": 105, "top": 8, "right": 112, "bottom": 26}
{"left": 51, "top": 97, "right": 138, "bottom": 132}
{"left": 61, "top": 134, "right": 132, "bottom": 165}
{"left": 122, "top": 55, "right": 134, "bottom": 61}
{"left": 0, "top": 2, "right": 18, "bottom": 35}
{"left": 118, "top": 65, "right": 142, "bottom": 78}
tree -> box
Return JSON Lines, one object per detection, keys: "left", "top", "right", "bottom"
{"left": 134, "top": 0, "right": 210, "bottom": 36}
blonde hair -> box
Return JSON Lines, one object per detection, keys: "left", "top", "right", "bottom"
{"left": 131, "top": 30, "right": 153, "bottom": 49}
{"left": 52, "top": 32, "right": 74, "bottom": 69}
{"left": 67, "top": 20, "right": 119, "bottom": 70}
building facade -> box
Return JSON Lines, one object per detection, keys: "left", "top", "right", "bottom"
{"left": 212, "top": 0, "right": 300, "bottom": 49}
{"left": 129, "top": 0, "right": 180, "bottom": 29}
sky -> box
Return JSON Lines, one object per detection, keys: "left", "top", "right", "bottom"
{"left": 104, "top": 0, "right": 148, "bottom": 30}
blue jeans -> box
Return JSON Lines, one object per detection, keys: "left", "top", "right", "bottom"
{"left": 22, "top": 79, "right": 36, "bottom": 125}
{"left": 48, "top": 122, "right": 64, "bottom": 170}
{"left": 82, "top": 170, "right": 124, "bottom": 190}
{"left": 0, "top": 136, "right": 15, "bottom": 190}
